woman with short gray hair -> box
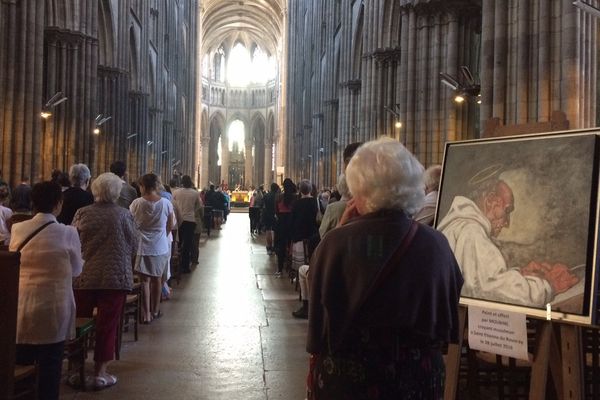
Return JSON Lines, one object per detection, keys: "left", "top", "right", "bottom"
{"left": 69, "top": 163, "right": 91, "bottom": 187}
{"left": 57, "top": 163, "right": 93, "bottom": 225}
{"left": 345, "top": 137, "right": 425, "bottom": 215}
{"left": 71, "top": 172, "right": 139, "bottom": 389}
{"left": 306, "top": 137, "right": 463, "bottom": 399}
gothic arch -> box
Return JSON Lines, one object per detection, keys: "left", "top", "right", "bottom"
{"left": 352, "top": 5, "right": 364, "bottom": 79}
{"left": 266, "top": 112, "right": 275, "bottom": 142}
{"left": 208, "top": 111, "right": 226, "bottom": 184}
{"left": 129, "top": 26, "right": 139, "bottom": 90}
{"left": 98, "top": 0, "right": 116, "bottom": 66}
{"left": 201, "top": 109, "right": 209, "bottom": 138}
{"left": 227, "top": 112, "right": 248, "bottom": 131}
{"left": 250, "top": 114, "right": 266, "bottom": 185}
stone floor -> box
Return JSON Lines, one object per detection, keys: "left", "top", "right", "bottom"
{"left": 61, "top": 212, "right": 308, "bottom": 400}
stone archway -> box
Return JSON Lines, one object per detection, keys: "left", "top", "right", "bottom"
{"left": 208, "top": 112, "right": 225, "bottom": 185}
{"left": 251, "top": 114, "right": 266, "bottom": 186}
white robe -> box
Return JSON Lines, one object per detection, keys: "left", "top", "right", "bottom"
{"left": 437, "top": 196, "right": 552, "bottom": 307}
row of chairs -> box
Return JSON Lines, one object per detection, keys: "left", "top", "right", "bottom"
{"left": 0, "top": 241, "right": 173, "bottom": 398}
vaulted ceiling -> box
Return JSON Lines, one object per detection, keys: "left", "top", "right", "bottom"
{"left": 202, "top": 0, "right": 284, "bottom": 56}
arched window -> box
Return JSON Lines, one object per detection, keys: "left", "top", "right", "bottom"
{"left": 213, "top": 45, "right": 225, "bottom": 82}
{"left": 227, "top": 43, "right": 251, "bottom": 86}
{"left": 227, "top": 43, "right": 277, "bottom": 86}
{"left": 228, "top": 120, "right": 245, "bottom": 153}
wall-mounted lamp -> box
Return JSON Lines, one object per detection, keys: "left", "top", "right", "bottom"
{"left": 384, "top": 104, "right": 403, "bottom": 129}
{"left": 147, "top": 140, "right": 154, "bottom": 146}
{"left": 440, "top": 66, "right": 480, "bottom": 105}
{"left": 126, "top": 133, "right": 138, "bottom": 140}
{"left": 93, "top": 114, "right": 111, "bottom": 134}
{"left": 41, "top": 91, "right": 68, "bottom": 118}
{"left": 319, "top": 148, "right": 325, "bottom": 153}
{"left": 573, "top": 0, "right": 600, "bottom": 18}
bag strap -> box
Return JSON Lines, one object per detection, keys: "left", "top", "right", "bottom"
{"left": 358, "top": 220, "right": 419, "bottom": 310}
{"left": 17, "top": 221, "right": 55, "bottom": 252}
{"left": 323, "top": 220, "right": 419, "bottom": 355}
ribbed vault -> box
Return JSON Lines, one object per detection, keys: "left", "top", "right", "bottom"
{"left": 202, "top": 0, "right": 284, "bottom": 55}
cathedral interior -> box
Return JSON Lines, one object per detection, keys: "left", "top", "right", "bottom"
{"left": 3, "top": 0, "right": 600, "bottom": 399}
{"left": 1, "top": 0, "right": 598, "bottom": 188}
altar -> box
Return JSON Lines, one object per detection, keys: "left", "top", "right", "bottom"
{"left": 229, "top": 190, "right": 250, "bottom": 207}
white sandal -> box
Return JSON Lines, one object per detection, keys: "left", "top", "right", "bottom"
{"left": 94, "top": 374, "right": 117, "bottom": 390}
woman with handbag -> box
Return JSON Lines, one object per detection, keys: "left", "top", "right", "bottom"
{"left": 10, "top": 181, "right": 84, "bottom": 399}
{"left": 306, "top": 138, "right": 464, "bottom": 399}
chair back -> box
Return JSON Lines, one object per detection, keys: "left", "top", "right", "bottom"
{"left": 0, "top": 250, "right": 20, "bottom": 399}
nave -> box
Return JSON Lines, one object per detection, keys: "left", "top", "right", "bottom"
{"left": 62, "top": 213, "right": 307, "bottom": 400}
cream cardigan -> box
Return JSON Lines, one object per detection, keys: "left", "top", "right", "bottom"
{"left": 9, "top": 213, "right": 83, "bottom": 344}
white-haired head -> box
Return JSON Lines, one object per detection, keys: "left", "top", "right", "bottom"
{"left": 69, "top": 163, "right": 91, "bottom": 188}
{"left": 423, "top": 165, "right": 442, "bottom": 193}
{"left": 91, "top": 172, "right": 123, "bottom": 203}
{"left": 346, "top": 137, "right": 424, "bottom": 215}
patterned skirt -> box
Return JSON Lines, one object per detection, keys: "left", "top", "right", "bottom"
{"left": 309, "top": 338, "right": 445, "bottom": 400}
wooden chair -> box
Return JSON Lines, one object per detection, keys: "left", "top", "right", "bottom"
{"left": 0, "top": 250, "right": 37, "bottom": 400}
{"left": 116, "top": 281, "right": 141, "bottom": 360}
{"left": 65, "top": 318, "right": 95, "bottom": 391}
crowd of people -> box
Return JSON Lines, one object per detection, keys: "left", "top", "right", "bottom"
{"left": 1, "top": 136, "right": 464, "bottom": 400}
{"left": 0, "top": 162, "right": 215, "bottom": 398}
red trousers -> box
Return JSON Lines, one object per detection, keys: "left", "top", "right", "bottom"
{"left": 74, "top": 289, "right": 126, "bottom": 363}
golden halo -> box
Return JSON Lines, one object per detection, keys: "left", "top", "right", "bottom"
{"left": 468, "top": 164, "right": 503, "bottom": 186}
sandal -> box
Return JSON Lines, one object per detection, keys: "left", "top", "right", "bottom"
{"left": 66, "top": 373, "right": 94, "bottom": 389}
{"left": 94, "top": 374, "right": 117, "bottom": 390}
{"left": 152, "top": 310, "right": 163, "bottom": 320}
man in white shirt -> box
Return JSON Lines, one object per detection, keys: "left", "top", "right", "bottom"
{"left": 172, "top": 175, "right": 201, "bottom": 273}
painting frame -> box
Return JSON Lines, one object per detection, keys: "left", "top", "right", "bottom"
{"left": 434, "top": 129, "right": 600, "bottom": 326}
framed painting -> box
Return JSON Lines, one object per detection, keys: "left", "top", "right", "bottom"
{"left": 434, "top": 129, "right": 600, "bottom": 325}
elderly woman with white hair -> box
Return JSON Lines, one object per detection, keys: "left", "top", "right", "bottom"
{"left": 71, "top": 172, "right": 139, "bottom": 389}
{"left": 413, "top": 164, "right": 443, "bottom": 226}
{"left": 306, "top": 137, "right": 463, "bottom": 399}
{"left": 57, "top": 163, "right": 94, "bottom": 225}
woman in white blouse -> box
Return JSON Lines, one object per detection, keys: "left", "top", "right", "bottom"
{"left": 130, "top": 173, "right": 174, "bottom": 323}
{"left": 9, "top": 181, "right": 83, "bottom": 400}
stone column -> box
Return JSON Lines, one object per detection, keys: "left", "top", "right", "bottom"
{"left": 199, "top": 135, "right": 210, "bottom": 188}
{"left": 264, "top": 141, "right": 273, "bottom": 185}
{"left": 220, "top": 133, "right": 229, "bottom": 186}
{"left": 244, "top": 142, "right": 253, "bottom": 188}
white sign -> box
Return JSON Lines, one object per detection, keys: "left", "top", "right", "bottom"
{"left": 467, "top": 305, "right": 529, "bottom": 361}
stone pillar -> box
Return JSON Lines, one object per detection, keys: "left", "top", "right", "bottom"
{"left": 199, "top": 135, "right": 210, "bottom": 188}
{"left": 220, "top": 133, "right": 229, "bottom": 186}
{"left": 264, "top": 141, "right": 273, "bottom": 185}
{"left": 244, "top": 142, "right": 253, "bottom": 188}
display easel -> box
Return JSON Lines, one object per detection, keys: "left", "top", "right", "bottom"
{"left": 443, "top": 115, "right": 591, "bottom": 399}
{"left": 444, "top": 306, "right": 584, "bottom": 400}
